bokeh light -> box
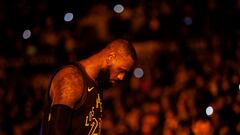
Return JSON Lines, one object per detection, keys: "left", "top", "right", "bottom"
{"left": 113, "top": 4, "right": 124, "bottom": 13}
{"left": 134, "top": 67, "right": 144, "bottom": 78}
{"left": 1, "top": 1, "right": 240, "bottom": 134}
{"left": 64, "top": 12, "right": 74, "bottom": 22}
{"left": 22, "top": 29, "right": 31, "bottom": 39}
{"left": 206, "top": 106, "right": 214, "bottom": 116}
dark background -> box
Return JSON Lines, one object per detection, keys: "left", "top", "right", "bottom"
{"left": 0, "top": 0, "right": 240, "bottom": 134}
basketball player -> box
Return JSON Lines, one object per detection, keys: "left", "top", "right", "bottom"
{"left": 41, "top": 39, "right": 137, "bottom": 135}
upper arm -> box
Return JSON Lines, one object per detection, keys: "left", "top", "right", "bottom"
{"left": 50, "top": 66, "right": 84, "bottom": 108}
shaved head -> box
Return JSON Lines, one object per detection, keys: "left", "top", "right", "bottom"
{"left": 103, "top": 39, "right": 137, "bottom": 62}
{"left": 93, "top": 39, "right": 137, "bottom": 89}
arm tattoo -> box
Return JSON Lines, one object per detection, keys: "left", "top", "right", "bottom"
{"left": 50, "top": 66, "right": 84, "bottom": 108}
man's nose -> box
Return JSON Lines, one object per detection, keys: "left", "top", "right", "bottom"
{"left": 117, "top": 73, "right": 125, "bottom": 80}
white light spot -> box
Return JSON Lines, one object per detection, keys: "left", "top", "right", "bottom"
{"left": 113, "top": 4, "right": 124, "bottom": 13}
{"left": 134, "top": 67, "right": 144, "bottom": 78}
{"left": 23, "top": 29, "right": 31, "bottom": 39}
{"left": 206, "top": 106, "right": 213, "bottom": 116}
{"left": 239, "top": 84, "right": 240, "bottom": 90}
{"left": 184, "top": 16, "right": 192, "bottom": 26}
{"left": 64, "top": 12, "right": 74, "bottom": 22}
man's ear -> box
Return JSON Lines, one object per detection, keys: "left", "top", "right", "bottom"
{"left": 106, "top": 52, "right": 116, "bottom": 64}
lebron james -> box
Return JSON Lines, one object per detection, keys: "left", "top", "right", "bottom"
{"left": 41, "top": 39, "right": 137, "bottom": 135}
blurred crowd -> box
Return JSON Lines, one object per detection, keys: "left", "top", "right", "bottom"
{"left": 0, "top": 0, "right": 240, "bottom": 135}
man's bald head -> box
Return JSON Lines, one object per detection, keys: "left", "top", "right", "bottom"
{"left": 92, "top": 39, "right": 137, "bottom": 89}
{"left": 103, "top": 39, "right": 137, "bottom": 62}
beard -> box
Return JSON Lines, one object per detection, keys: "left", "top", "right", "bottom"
{"left": 96, "top": 68, "right": 113, "bottom": 90}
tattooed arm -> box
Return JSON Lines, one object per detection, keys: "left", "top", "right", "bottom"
{"left": 50, "top": 66, "right": 84, "bottom": 108}
{"left": 45, "top": 66, "right": 84, "bottom": 135}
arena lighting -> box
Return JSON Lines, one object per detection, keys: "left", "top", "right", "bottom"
{"left": 113, "top": 4, "right": 124, "bottom": 13}
{"left": 183, "top": 16, "right": 192, "bottom": 26}
{"left": 64, "top": 12, "right": 74, "bottom": 22}
{"left": 206, "top": 106, "right": 214, "bottom": 116}
{"left": 23, "top": 29, "right": 31, "bottom": 39}
{"left": 134, "top": 67, "right": 144, "bottom": 79}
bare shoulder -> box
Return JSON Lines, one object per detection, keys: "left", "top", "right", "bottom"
{"left": 50, "top": 65, "right": 84, "bottom": 108}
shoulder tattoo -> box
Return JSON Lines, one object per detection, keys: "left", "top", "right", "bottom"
{"left": 50, "top": 66, "right": 84, "bottom": 108}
